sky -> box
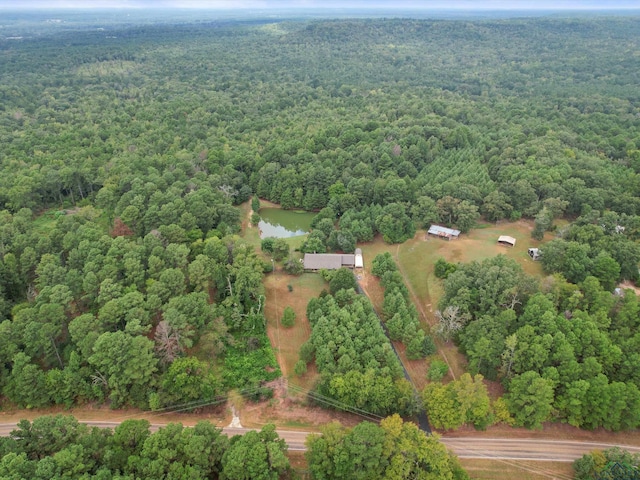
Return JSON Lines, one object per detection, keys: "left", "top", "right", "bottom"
{"left": 1, "top": 0, "right": 638, "bottom": 9}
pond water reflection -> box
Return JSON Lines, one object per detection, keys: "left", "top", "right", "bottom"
{"left": 258, "top": 208, "right": 315, "bottom": 239}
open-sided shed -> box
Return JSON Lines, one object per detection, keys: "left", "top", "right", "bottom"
{"left": 498, "top": 235, "right": 516, "bottom": 247}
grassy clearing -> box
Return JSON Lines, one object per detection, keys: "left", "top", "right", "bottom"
{"left": 281, "top": 234, "right": 308, "bottom": 256}
{"left": 459, "top": 459, "right": 574, "bottom": 480}
{"left": 398, "top": 221, "right": 545, "bottom": 315}
{"left": 359, "top": 221, "right": 548, "bottom": 385}
{"left": 238, "top": 199, "right": 259, "bottom": 245}
{"left": 31, "top": 211, "right": 60, "bottom": 235}
{"left": 31, "top": 206, "right": 112, "bottom": 236}
{"left": 263, "top": 272, "right": 326, "bottom": 392}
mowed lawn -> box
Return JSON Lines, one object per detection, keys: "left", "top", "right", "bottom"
{"left": 263, "top": 272, "right": 326, "bottom": 392}
{"left": 396, "top": 220, "right": 546, "bottom": 320}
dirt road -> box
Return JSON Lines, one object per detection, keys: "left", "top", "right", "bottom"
{"left": 441, "top": 437, "right": 640, "bottom": 461}
{"left": 2, "top": 421, "right": 638, "bottom": 461}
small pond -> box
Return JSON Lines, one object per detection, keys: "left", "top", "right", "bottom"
{"left": 258, "top": 208, "right": 315, "bottom": 239}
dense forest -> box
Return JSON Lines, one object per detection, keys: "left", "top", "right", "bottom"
{"left": 0, "top": 414, "right": 290, "bottom": 479}
{"left": 0, "top": 11, "right": 639, "bottom": 443}
{"left": 437, "top": 255, "right": 640, "bottom": 430}
{"left": 0, "top": 413, "right": 467, "bottom": 480}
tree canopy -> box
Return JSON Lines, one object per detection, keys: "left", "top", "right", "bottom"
{"left": 306, "top": 415, "right": 469, "bottom": 480}
{"left": 1, "top": 9, "right": 640, "bottom": 437}
{"left": 0, "top": 415, "right": 290, "bottom": 480}
{"left": 439, "top": 258, "right": 640, "bottom": 430}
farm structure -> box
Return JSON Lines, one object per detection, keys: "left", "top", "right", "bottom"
{"left": 355, "top": 248, "right": 364, "bottom": 268}
{"left": 528, "top": 248, "right": 541, "bottom": 260}
{"left": 427, "top": 225, "right": 460, "bottom": 241}
{"left": 498, "top": 235, "right": 517, "bottom": 247}
{"left": 303, "top": 253, "right": 356, "bottom": 271}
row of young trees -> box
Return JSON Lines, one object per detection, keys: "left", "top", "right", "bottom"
{"left": 371, "top": 253, "right": 435, "bottom": 359}
{"left": 299, "top": 279, "right": 417, "bottom": 417}
{"left": 0, "top": 415, "right": 289, "bottom": 480}
{"left": 438, "top": 255, "right": 640, "bottom": 430}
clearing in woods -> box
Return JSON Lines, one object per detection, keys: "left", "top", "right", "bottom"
{"left": 256, "top": 218, "right": 550, "bottom": 394}
{"left": 263, "top": 271, "right": 325, "bottom": 392}
{"left": 359, "top": 221, "right": 549, "bottom": 385}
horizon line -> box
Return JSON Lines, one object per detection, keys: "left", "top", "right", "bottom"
{"left": 1, "top": 5, "right": 639, "bottom": 9}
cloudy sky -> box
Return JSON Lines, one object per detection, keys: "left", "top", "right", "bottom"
{"left": 1, "top": 0, "right": 638, "bottom": 9}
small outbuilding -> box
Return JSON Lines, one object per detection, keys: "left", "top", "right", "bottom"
{"left": 498, "top": 235, "right": 516, "bottom": 247}
{"left": 354, "top": 248, "right": 364, "bottom": 269}
{"left": 427, "top": 225, "right": 461, "bottom": 241}
{"left": 528, "top": 248, "right": 541, "bottom": 260}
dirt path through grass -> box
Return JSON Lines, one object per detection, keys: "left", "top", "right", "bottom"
{"left": 394, "top": 244, "right": 457, "bottom": 381}
{"left": 263, "top": 272, "right": 324, "bottom": 391}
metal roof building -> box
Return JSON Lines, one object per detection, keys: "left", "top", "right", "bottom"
{"left": 354, "top": 248, "right": 364, "bottom": 268}
{"left": 427, "top": 225, "right": 461, "bottom": 240}
{"left": 303, "top": 253, "right": 356, "bottom": 270}
{"left": 498, "top": 235, "right": 517, "bottom": 247}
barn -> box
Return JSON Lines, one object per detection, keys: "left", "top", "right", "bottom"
{"left": 427, "top": 225, "right": 461, "bottom": 241}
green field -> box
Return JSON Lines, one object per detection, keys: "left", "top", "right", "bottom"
{"left": 361, "top": 221, "right": 546, "bottom": 324}
{"left": 263, "top": 272, "right": 326, "bottom": 391}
